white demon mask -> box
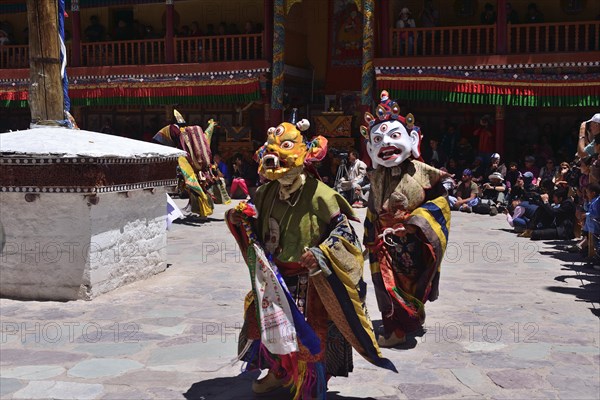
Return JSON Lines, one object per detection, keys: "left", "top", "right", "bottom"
{"left": 361, "top": 91, "right": 421, "bottom": 168}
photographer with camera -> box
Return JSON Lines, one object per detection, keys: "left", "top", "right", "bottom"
{"left": 576, "top": 113, "right": 600, "bottom": 159}
{"left": 335, "top": 149, "right": 368, "bottom": 208}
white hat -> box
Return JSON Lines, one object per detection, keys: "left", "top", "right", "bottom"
{"left": 489, "top": 172, "right": 504, "bottom": 181}
{"left": 490, "top": 153, "right": 500, "bottom": 160}
{"left": 585, "top": 113, "right": 600, "bottom": 124}
{"left": 400, "top": 7, "right": 411, "bottom": 14}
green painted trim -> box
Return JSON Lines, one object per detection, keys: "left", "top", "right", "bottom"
{"left": 388, "top": 89, "right": 600, "bottom": 107}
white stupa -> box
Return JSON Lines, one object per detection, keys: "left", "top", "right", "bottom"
{"left": 0, "top": 127, "right": 186, "bottom": 300}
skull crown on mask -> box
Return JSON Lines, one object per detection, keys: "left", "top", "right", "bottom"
{"left": 360, "top": 91, "right": 421, "bottom": 168}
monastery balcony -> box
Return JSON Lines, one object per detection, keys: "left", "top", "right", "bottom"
{"left": 0, "top": 32, "right": 265, "bottom": 70}
{"left": 381, "top": 20, "right": 600, "bottom": 67}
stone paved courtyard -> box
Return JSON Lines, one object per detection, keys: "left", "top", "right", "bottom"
{"left": 1, "top": 200, "right": 599, "bottom": 399}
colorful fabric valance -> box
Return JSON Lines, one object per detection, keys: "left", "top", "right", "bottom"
{"left": 0, "top": 72, "right": 262, "bottom": 107}
{"left": 377, "top": 69, "right": 600, "bottom": 107}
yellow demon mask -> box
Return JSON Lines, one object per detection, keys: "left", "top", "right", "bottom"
{"left": 257, "top": 120, "right": 327, "bottom": 181}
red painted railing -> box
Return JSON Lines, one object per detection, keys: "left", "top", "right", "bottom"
{"left": 79, "top": 38, "right": 166, "bottom": 66}
{"left": 508, "top": 20, "right": 600, "bottom": 53}
{"left": 0, "top": 45, "right": 29, "bottom": 69}
{"left": 388, "top": 20, "right": 598, "bottom": 57}
{"left": 390, "top": 25, "right": 496, "bottom": 57}
{"left": 0, "top": 33, "right": 263, "bottom": 69}
{"left": 1, "top": 22, "right": 597, "bottom": 69}
{"left": 175, "top": 33, "right": 263, "bottom": 63}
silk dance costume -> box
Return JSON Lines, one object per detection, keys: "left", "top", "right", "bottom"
{"left": 154, "top": 112, "right": 228, "bottom": 217}
{"left": 360, "top": 91, "right": 451, "bottom": 347}
{"left": 227, "top": 119, "right": 396, "bottom": 399}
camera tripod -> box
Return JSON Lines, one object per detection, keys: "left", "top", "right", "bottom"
{"left": 334, "top": 157, "right": 349, "bottom": 192}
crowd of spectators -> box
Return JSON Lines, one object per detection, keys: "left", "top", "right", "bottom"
{"left": 425, "top": 113, "right": 600, "bottom": 267}
{"left": 81, "top": 16, "right": 262, "bottom": 43}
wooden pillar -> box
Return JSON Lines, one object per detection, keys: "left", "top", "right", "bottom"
{"left": 270, "top": 0, "right": 285, "bottom": 126}
{"left": 361, "top": 0, "right": 375, "bottom": 107}
{"left": 496, "top": 0, "right": 507, "bottom": 54}
{"left": 165, "top": 0, "right": 175, "bottom": 63}
{"left": 495, "top": 105, "right": 505, "bottom": 155}
{"left": 71, "top": 0, "right": 81, "bottom": 67}
{"left": 378, "top": 0, "right": 390, "bottom": 57}
{"left": 27, "top": 0, "right": 64, "bottom": 122}
{"left": 263, "top": 0, "right": 274, "bottom": 62}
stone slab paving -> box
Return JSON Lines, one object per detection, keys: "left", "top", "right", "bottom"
{"left": 1, "top": 200, "right": 599, "bottom": 399}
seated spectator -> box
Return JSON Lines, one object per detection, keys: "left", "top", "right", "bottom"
{"left": 470, "top": 156, "right": 485, "bottom": 184}
{"left": 485, "top": 153, "right": 507, "bottom": 182}
{"left": 230, "top": 153, "right": 251, "bottom": 199}
{"left": 213, "top": 153, "right": 230, "bottom": 183}
{"left": 553, "top": 162, "right": 571, "bottom": 188}
{"left": 508, "top": 171, "right": 543, "bottom": 208}
{"left": 455, "top": 136, "right": 475, "bottom": 169}
{"left": 446, "top": 158, "right": 461, "bottom": 179}
{"left": 473, "top": 172, "right": 506, "bottom": 216}
{"left": 521, "top": 156, "right": 540, "bottom": 185}
{"left": 449, "top": 169, "right": 479, "bottom": 212}
{"left": 538, "top": 159, "right": 557, "bottom": 183}
{"left": 506, "top": 199, "right": 539, "bottom": 233}
{"left": 520, "top": 187, "right": 576, "bottom": 240}
{"left": 422, "top": 137, "right": 445, "bottom": 168}
{"left": 505, "top": 162, "right": 521, "bottom": 191}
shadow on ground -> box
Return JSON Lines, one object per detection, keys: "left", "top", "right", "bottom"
{"left": 540, "top": 240, "right": 600, "bottom": 318}
{"left": 173, "top": 215, "right": 224, "bottom": 227}
{"left": 183, "top": 372, "right": 384, "bottom": 399}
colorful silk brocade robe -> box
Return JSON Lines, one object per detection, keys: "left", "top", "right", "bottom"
{"left": 364, "top": 159, "right": 451, "bottom": 336}
{"left": 227, "top": 176, "right": 396, "bottom": 400}
{"left": 154, "top": 122, "right": 216, "bottom": 217}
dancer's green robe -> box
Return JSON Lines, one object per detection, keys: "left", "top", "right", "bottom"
{"left": 227, "top": 175, "right": 396, "bottom": 400}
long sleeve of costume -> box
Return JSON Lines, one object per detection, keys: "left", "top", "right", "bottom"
{"left": 308, "top": 213, "right": 396, "bottom": 372}
{"left": 226, "top": 176, "right": 395, "bottom": 400}
{"left": 364, "top": 160, "right": 451, "bottom": 334}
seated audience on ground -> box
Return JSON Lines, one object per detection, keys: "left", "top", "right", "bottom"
{"left": 230, "top": 153, "right": 252, "bottom": 199}
{"left": 422, "top": 137, "right": 445, "bottom": 168}
{"left": 505, "top": 162, "right": 521, "bottom": 191}
{"left": 213, "top": 153, "right": 230, "bottom": 183}
{"left": 538, "top": 159, "right": 557, "bottom": 183}
{"left": 449, "top": 169, "right": 479, "bottom": 212}
{"left": 521, "top": 156, "right": 540, "bottom": 185}
{"left": 485, "top": 153, "right": 507, "bottom": 181}
{"left": 506, "top": 199, "right": 539, "bottom": 233}
{"left": 519, "top": 187, "right": 576, "bottom": 240}
{"left": 474, "top": 172, "right": 507, "bottom": 216}
{"left": 470, "top": 156, "right": 485, "bottom": 184}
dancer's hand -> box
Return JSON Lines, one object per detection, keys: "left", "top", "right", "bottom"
{"left": 300, "top": 250, "right": 318, "bottom": 271}
{"left": 227, "top": 210, "right": 243, "bottom": 226}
